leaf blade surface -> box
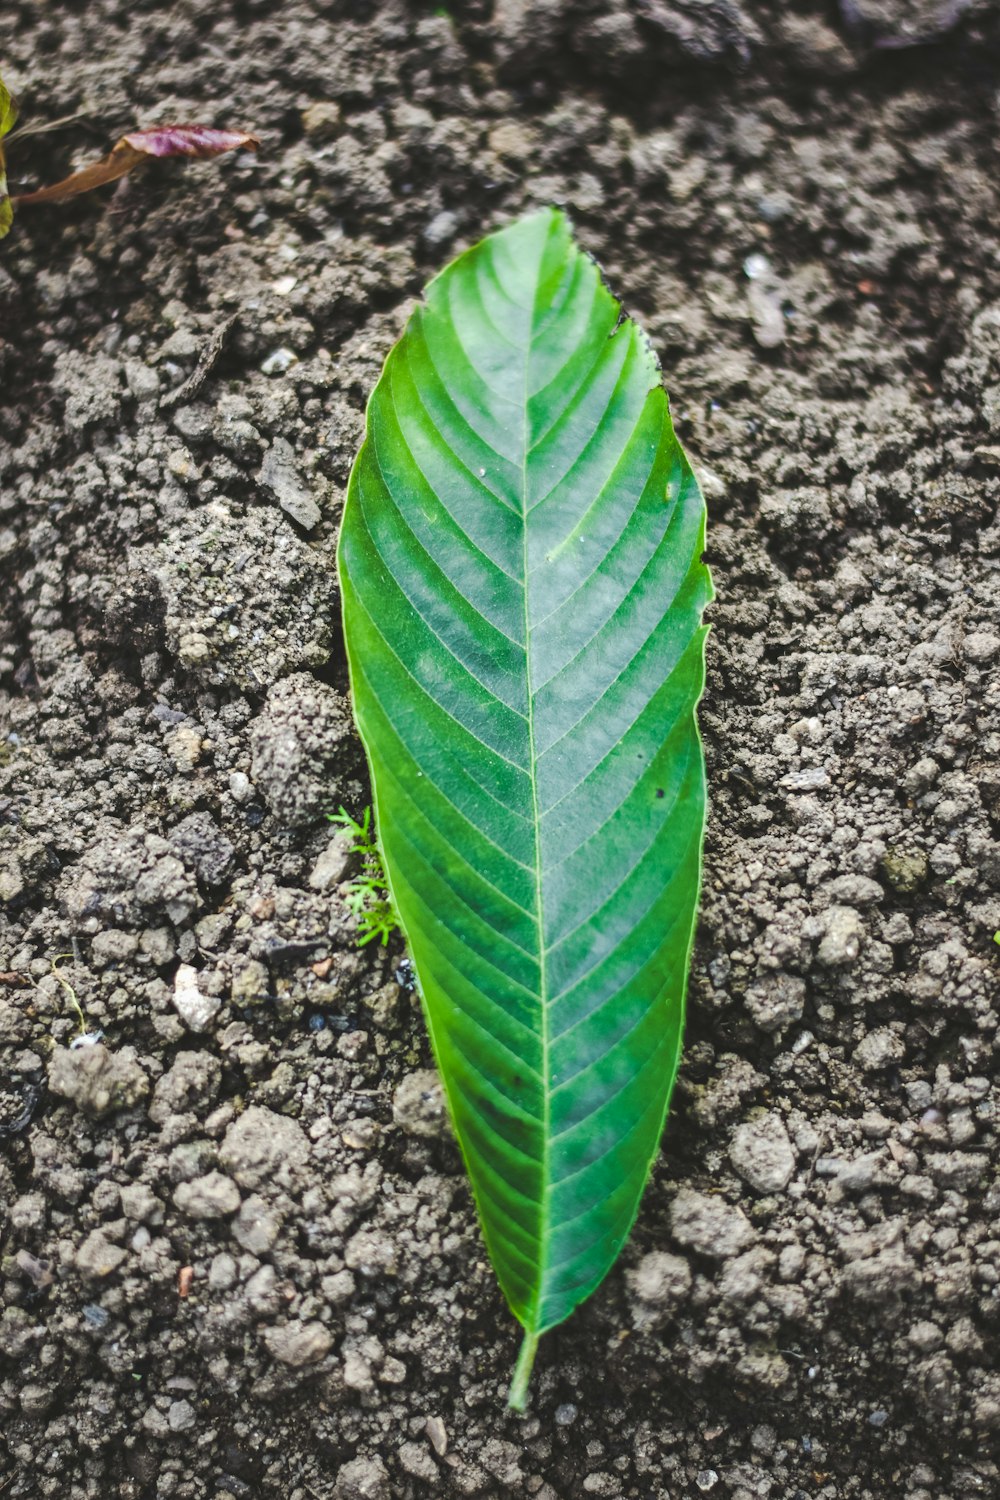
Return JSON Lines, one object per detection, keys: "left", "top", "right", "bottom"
{"left": 339, "top": 208, "right": 711, "bottom": 1380}
{"left": 0, "top": 77, "right": 17, "bottom": 240}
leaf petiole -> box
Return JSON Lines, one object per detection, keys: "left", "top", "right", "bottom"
{"left": 507, "top": 1330, "right": 539, "bottom": 1412}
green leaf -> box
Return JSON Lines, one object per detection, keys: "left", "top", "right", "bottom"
{"left": 0, "top": 76, "right": 18, "bottom": 241}
{"left": 338, "top": 207, "right": 712, "bottom": 1405}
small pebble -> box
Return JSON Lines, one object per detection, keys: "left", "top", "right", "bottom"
{"left": 423, "top": 210, "right": 460, "bottom": 248}
{"left": 816, "top": 905, "right": 864, "bottom": 967}
{"left": 757, "top": 191, "right": 793, "bottom": 222}
{"left": 228, "top": 771, "right": 253, "bottom": 803}
{"left": 854, "top": 1026, "right": 905, "bottom": 1073}
{"left": 258, "top": 436, "right": 322, "bottom": 531}
{"left": 743, "top": 252, "right": 771, "bottom": 280}
{"left": 172, "top": 964, "right": 221, "bottom": 1034}
{"left": 964, "top": 630, "right": 1000, "bottom": 663}
{"left": 260, "top": 347, "right": 299, "bottom": 376}
{"left": 168, "top": 1399, "right": 196, "bottom": 1433}
{"left": 729, "top": 1113, "right": 796, "bottom": 1193}
{"left": 262, "top": 1320, "right": 332, "bottom": 1367}
{"left": 173, "top": 1171, "right": 241, "bottom": 1219}
{"left": 70, "top": 1031, "right": 104, "bottom": 1050}
{"left": 425, "top": 1415, "right": 448, "bottom": 1455}
{"left": 669, "top": 1188, "right": 755, "bottom": 1259}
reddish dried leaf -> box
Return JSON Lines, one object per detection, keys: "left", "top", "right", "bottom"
{"left": 15, "top": 143, "right": 142, "bottom": 204}
{"left": 15, "top": 124, "right": 258, "bottom": 207}
{"left": 122, "top": 125, "right": 258, "bottom": 159}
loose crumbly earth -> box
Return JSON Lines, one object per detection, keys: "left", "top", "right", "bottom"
{"left": 2, "top": 4, "right": 1000, "bottom": 1498}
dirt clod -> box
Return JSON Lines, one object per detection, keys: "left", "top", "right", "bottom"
{"left": 250, "top": 674, "right": 354, "bottom": 827}
{"left": 47, "top": 1043, "right": 150, "bottom": 1118}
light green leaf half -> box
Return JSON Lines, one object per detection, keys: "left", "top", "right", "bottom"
{"left": 338, "top": 207, "right": 712, "bottom": 1406}
{"left": 0, "top": 77, "right": 17, "bottom": 240}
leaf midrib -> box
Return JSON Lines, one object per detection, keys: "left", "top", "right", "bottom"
{"left": 518, "top": 236, "right": 551, "bottom": 1337}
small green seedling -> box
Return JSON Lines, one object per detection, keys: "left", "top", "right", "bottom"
{"left": 48, "top": 953, "right": 105, "bottom": 1050}
{"left": 329, "top": 807, "right": 399, "bottom": 947}
{"left": 338, "top": 209, "right": 711, "bottom": 1406}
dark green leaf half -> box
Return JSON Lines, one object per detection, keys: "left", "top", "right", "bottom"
{"left": 338, "top": 207, "right": 712, "bottom": 1404}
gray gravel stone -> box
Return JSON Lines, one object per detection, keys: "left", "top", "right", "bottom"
{"left": 231, "top": 1194, "right": 281, "bottom": 1254}
{"left": 729, "top": 1113, "right": 797, "bottom": 1193}
{"left": 171, "top": 963, "right": 222, "bottom": 1034}
{"left": 335, "top": 1454, "right": 391, "bottom": 1500}
{"left": 842, "top": 1240, "right": 919, "bottom": 1303}
{"left": 398, "top": 1441, "right": 439, "bottom": 1482}
{"left": 853, "top": 1026, "right": 905, "bottom": 1072}
{"left": 51, "top": 349, "right": 123, "bottom": 430}
{"left": 148, "top": 1051, "right": 222, "bottom": 1126}
{"left": 964, "top": 630, "right": 1000, "bottom": 663}
{"left": 90, "top": 929, "right": 139, "bottom": 967}
{"left": 669, "top": 1188, "right": 755, "bottom": 1259}
{"left": 821, "top": 873, "right": 884, "bottom": 906}
{"left": 308, "top": 828, "right": 356, "bottom": 891}
{"left": 815, "top": 904, "right": 865, "bottom": 966}
{"left": 75, "top": 1230, "right": 128, "bottom": 1280}
{"left": 139, "top": 926, "right": 176, "bottom": 965}
{"left": 258, "top": 436, "right": 323, "bottom": 531}
{"left": 173, "top": 1171, "right": 241, "bottom": 1218}
{"left": 220, "top": 1105, "right": 310, "bottom": 1190}
{"left": 141, "top": 1405, "right": 170, "bottom": 1438}
{"left": 925, "top": 1151, "right": 988, "bottom": 1189}
{"left": 345, "top": 1226, "right": 399, "bottom": 1278}
{"left": 167, "top": 1399, "right": 196, "bottom": 1432}
{"left": 262, "top": 1320, "right": 332, "bottom": 1367}
{"left": 744, "top": 970, "right": 806, "bottom": 1034}
{"left": 119, "top": 1183, "right": 160, "bottom": 1223}
{"left": 423, "top": 209, "right": 460, "bottom": 248}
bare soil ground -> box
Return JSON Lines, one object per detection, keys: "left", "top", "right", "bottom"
{"left": 2, "top": 3, "right": 1000, "bottom": 1497}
